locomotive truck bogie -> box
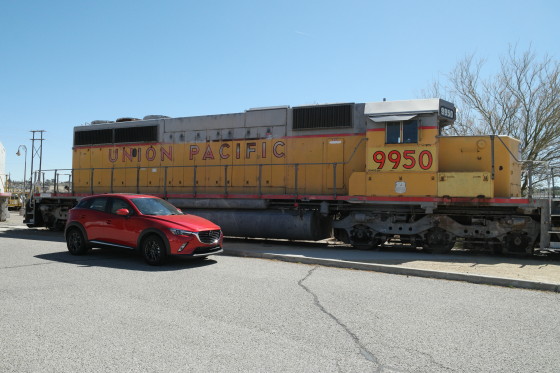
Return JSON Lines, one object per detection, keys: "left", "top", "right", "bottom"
{"left": 332, "top": 209, "right": 539, "bottom": 254}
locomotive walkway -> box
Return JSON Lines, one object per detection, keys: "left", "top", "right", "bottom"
{"left": 223, "top": 238, "right": 560, "bottom": 293}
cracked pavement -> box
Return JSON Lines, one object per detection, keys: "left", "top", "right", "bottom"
{"left": 1, "top": 221, "right": 559, "bottom": 372}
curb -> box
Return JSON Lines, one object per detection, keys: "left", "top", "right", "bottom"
{"left": 223, "top": 249, "right": 560, "bottom": 293}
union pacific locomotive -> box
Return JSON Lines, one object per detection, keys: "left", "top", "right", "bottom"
{"left": 24, "top": 98, "right": 560, "bottom": 254}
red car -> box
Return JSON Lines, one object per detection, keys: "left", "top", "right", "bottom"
{"left": 64, "top": 194, "right": 223, "bottom": 265}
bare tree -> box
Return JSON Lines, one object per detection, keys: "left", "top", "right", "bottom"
{"left": 425, "top": 47, "right": 560, "bottom": 194}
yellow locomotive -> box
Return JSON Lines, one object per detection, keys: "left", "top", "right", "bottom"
{"left": 25, "top": 98, "right": 556, "bottom": 254}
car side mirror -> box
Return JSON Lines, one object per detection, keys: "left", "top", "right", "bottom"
{"left": 116, "top": 208, "right": 131, "bottom": 216}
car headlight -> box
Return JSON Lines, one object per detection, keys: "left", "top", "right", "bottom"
{"left": 169, "top": 228, "right": 195, "bottom": 236}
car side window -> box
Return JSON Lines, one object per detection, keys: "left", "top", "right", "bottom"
{"left": 76, "top": 198, "right": 92, "bottom": 208}
{"left": 110, "top": 198, "right": 133, "bottom": 215}
{"left": 89, "top": 197, "right": 108, "bottom": 212}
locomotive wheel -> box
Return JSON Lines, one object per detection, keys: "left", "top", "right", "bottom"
{"left": 489, "top": 238, "right": 505, "bottom": 255}
{"left": 423, "top": 227, "right": 455, "bottom": 254}
{"left": 350, "top": 225, "right": 381, "bottom": 250}
{"left": 504, "top": 232, "right": 532, "bottom": 255}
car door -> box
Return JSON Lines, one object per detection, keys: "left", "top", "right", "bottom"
{"left": 81, "top": 197, "right": 110, "bottom": 242}
{"left": 102, "top": 197, "right": 140, "bottom": 248}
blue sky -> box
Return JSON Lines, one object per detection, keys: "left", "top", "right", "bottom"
{"left": 1, "top": 0, "right": 559, "bottom": 181}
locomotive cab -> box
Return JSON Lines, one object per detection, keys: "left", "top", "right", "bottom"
{"left": 348, "top": 99, "right": 522, "bottom": 199}
{"left": 349, "top": 98, "right": 454, "bottom": 197}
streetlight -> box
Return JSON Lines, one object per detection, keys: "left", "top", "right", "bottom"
{"left": 16, "top": 145, "right": 27, "bottom": 194}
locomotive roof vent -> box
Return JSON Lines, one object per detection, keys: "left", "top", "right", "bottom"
{"left": 143, "top": 115, "right": 170, "bottom": 120}
{"left": 90, "top": 120, "right": 115, "bottom": 125}
{"left": 116, "top": 117, "right": 140, "bottom": 123}
{"left": 292, "top": 103, "right": 353, "bottom": 130}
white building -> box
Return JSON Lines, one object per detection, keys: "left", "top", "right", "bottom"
{"left": 0, "top": 141, "right": 5, "bottom": 193}
{"left": 0, "top": 142, "right": 8, "bottom": 221}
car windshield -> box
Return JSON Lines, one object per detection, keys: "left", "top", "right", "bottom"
{"left": 131, "top": 198, "right": 183, "bottom": 216}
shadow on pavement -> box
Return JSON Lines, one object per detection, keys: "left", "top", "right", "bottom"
{"left": 1, "top": 225, "right": 218, "bottom": 271}
{"left": 224, "top": 237, "right": 560, "bottom": 267}
{"left": 0, "top": 227, "right": 65, "bottom": 243}
{"left": 4, "top": 224, "right": 559, "bottom": 270}
{"left": 35, "top": 249, "right": 218, "bottom": 272}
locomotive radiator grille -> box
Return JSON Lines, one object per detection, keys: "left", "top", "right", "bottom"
{"left": 198, "top": 230, "right": 222, "bottom": 244}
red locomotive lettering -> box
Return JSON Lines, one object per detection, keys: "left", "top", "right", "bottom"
{"left": 273, "top": 141, "right": 285, "bottom": 158}
{"left": 372, "top": 149, "right": 433, "bottom": 170}
{"left": 202, "top": 144, "right": 215, "bottom": 160}
{"left": 246, "top": 142, "right": 256, "bottom": 159}
{"left": 189, "top": 145, "right": 200, "bottom": 160}
{"left": 387, "top": 150, "right": 401, "bottom": 169}
{"left": 402, "top": 150, "right": 416, "bottom": 169}
{"left": 109, "top": 149, "right": 118, "bottom": 163}
{"left": 146, "top": 147, "right": 156, "bottom": 161}
{"left": 373, "top": 151, "right": 385, "bottom": 169}
{"left": 161, "top": 146, "right": 172, "bottom": 161}
{"left": 219, "top": 143, "right": 230, "bottom": 159}
{"left": 419, "top": 150, "right": 433, "bottom": 170}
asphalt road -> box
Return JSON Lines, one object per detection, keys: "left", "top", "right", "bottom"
{"left": 1, "top": 226, "right": 559, "bottom": 372}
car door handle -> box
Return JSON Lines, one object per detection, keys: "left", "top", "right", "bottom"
{"left": 106, "top": 220, "right": 111, "bottom": 224}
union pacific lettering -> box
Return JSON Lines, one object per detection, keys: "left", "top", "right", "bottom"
{"left": 108, "top": 146, "right": 173, "bottom": 163}
{"left": 108, "top": 141, "right": 285, "bottom": 163}
{"left": 189, "top": 141, "right": 285, "bottom": 160}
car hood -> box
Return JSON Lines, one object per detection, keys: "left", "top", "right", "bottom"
{"left": 146, "top": 214, "right": 221, "bottom": 231}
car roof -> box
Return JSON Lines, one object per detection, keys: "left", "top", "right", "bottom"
{"left": 83, "top": 193, "right": 159, "bottom": 200}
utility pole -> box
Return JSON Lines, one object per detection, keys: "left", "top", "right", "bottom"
{"left": 29, "top": 130, "right": 46, "bottom": 193}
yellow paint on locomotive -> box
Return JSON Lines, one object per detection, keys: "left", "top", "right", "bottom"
{"left": 349, "top": 171, "right": 438, "bottom": 196}
{"left": 71, "top": 111, "right": 521, "bottom": 199}
{"left": 437, "top": 172, "right": 494, "bottom": 198}
{"left": 72, "top": 135, "right": 366, "bottom": 196}
{"left": 349, "top": 123, "right": 441, "bottom": 197}
{"left": 347, "top": 127, "right": 521, "bottom": 198}
{"left": 438, "top": 136, "right": 521, "bottom": 197}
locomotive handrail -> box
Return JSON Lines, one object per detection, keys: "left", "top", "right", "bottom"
{"left": 28, "top": 137, "right": 369, "bottom": 198}
{"left": 35, "top": 160, "right": 347, "bottom": 198}
{"left": 30, "top": 136, "right": 554, "bottom": 203}
{"left": 493, "top": 134, "right": 553, "bottom": 200}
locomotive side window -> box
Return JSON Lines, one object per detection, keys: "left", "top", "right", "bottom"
{"left": 386, "top": 120, "right": 418, "bottom": 144}
{"left": 402, "top": 120, "right": 418, "bottom": 143}
{"left": 386, "top": 122, "right": 401, "bottom": 144}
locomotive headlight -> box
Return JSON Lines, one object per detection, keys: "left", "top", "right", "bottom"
{"left": 169, "top": 228, "right": 195, "bottom": 236}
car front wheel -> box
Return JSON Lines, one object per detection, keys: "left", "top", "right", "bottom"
{"left": 66, "top": 228, "right": 89, "bottom": 255}
{"left": 142, "top": 235, "right": 167, "bottom": 266}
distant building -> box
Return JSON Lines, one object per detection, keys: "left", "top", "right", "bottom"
{"left": 0, "top": 142, "right": 8, "bottom": 221}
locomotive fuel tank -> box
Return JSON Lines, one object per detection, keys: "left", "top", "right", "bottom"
{"left": 187, "top": 209, "right": 332, "bottom": 241}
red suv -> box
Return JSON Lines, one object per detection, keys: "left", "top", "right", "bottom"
{"left": 64, "top": 194, "right": 223, "bottom": 265}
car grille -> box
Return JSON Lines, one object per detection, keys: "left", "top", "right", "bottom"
{"left": 198, "top": 230, "right": 221, "bottom": 244}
